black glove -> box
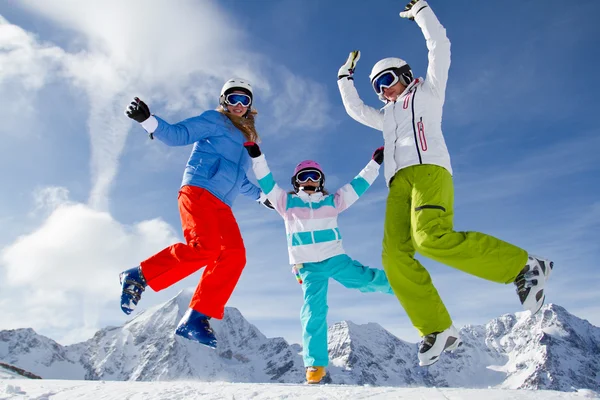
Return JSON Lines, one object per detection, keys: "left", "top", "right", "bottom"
{"left": 262, "top": 198, "right": 275, "bottom": 210}
{"left": 244, "top": 142, "right": 262, "bottom": 158}
{"left": 125, "top": 97, "right": 151, "bottom": 123}
{"left": 399, "top": 0, "right": 428, "bottom": 20}
{"left": 372, "top": 146, "right": 384, "bottom": 165}
{"left": 257, "top": 192, "right": 275, "bottom": 210}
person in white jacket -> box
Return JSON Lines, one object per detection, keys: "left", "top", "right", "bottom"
{"left": 243, "top": 142, "right": 394, "bottom": 384}
{"left": 336, "top": 0, "right": 554, "bottom": 366}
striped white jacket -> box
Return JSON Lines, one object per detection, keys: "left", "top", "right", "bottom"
{"left": 251, "top": 154, "right": 380, "bottom": 265}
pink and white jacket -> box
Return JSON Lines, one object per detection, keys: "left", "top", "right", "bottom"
{"left": 251, "top": 154, "right": 380, "bottom": 265}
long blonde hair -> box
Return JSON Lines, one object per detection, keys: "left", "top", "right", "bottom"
{"left": 217, "top": 105, "right": 260, "bottom": 143}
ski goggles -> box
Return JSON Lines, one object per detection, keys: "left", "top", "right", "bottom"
{"left": 224, "top": 93, "right": 252, "bottom": 107}
{"left": 295, "top": 169, "right": 322, "bottom": 183}
{"left": 371, "top": 65, "right": 412, "bottom": 95}
{"left": 372, "top": 70, "right": 401, "bottom": 95}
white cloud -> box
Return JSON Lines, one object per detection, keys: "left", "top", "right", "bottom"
{"left": 0, "top": 196, "right": 179, "bottom": 342}
{"left": 260, "top": 64, "right": 335, "bottom": 134}
{"left": 0, "top": 1, "right": 336, "bottom": 345}
{"left": 31, "top": 186, "right": 70, "bottom": 215}
{"left": 2, "top": 202, "right": 176, "bottom": 292}
{"left": 0, "top": 16, "right": 65, "bottom": 90}
{"left": 2, "top": 0, "right": 333, "bottom": 211}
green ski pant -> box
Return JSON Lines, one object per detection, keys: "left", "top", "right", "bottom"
{"left": 382, "top": 165, "right": 528, "bottom": 336}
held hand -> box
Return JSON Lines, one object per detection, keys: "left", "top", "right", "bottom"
{"left": 337, "top": 51, "right": 361, "bottom": 80}
{"left": 258, "top": 192, "right": 275, "bottom": 210}
{"left": 244, "top": 142, "right": 262, "bottom": 158}
{"left": 372, "top": 146, "right": 384, "bottom": 165}
{"left": 399, "top": 0, "right": 428, "bottom": 20}
{"left": 262, "top": 198, "right": 275, "bottom": 210}
{"left": 125, "top": 97, "right": 151, "bottom": 123}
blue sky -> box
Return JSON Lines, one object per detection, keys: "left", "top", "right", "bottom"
{"left": 0, "top": 0, "right": 599, "bottom": 346}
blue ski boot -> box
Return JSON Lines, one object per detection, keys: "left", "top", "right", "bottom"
{"left": 119, "top": 266, "right": 147, "bottom": 315}
{"left": 175, "top": 308, "right": 217, "bottom": 349}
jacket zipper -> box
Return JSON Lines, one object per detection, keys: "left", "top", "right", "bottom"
{"left": 410, "top": 86, "right": 423, "bottom": 164}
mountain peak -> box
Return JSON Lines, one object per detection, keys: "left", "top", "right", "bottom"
{"left": 1, "top": 297, "right": 599, "bottom": 393}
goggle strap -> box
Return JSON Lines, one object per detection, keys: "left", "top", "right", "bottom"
{"left": 373, "top": 64, "right": 412, "bottom": 82}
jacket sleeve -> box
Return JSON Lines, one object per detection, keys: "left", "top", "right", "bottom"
{"left": 249, "top": 154, "right": 288, "bottom": 216}
{"left": 337, "top": 78, "right": 384, "bottom": 131}
{"left": 151, "top": 113, "right": 216, "bottom": 146}
{"left": 334, "top": 159, "right": 380, "bottom": 213}
{"left": 239, "top": 174, "right": 261, "bottom": 201}
{"left": 415, "top": 5, "right": 451, "bottom": 99}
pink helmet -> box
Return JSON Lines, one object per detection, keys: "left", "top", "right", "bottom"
{"left": 291, "top": 160, "right": 325, "bottom": 192}
{"left": 293, "top": 160, "right": 323, "bottom": 176}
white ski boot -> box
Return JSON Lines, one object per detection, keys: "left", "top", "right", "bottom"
{"left": 515, "top": 255, "right": 553, "bottom": 315}
{"left": 418, "top": 324, "right": 461, "bottom": 366}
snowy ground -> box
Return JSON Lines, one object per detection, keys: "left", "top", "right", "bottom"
{"left": 0, "top": 380, "right": 598, "bottom": 400}
{"left": 0, "top": 369, "right": 20, "bottom": 381}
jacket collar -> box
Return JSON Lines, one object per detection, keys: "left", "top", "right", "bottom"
{"left": 381, "top": 77, "right": 422, "bottom": 110}
{"left": 296, "top": 190, "right": 324, "bottom": 201}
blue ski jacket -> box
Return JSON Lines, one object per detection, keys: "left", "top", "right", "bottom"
{"left": 151, "top": 110, "right": 261, "bottom": 207}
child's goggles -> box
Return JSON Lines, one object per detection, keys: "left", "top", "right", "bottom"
{"left": 225, "top": 93, "right": 252, "bottom": 107}
{"left": 295, "top": 169, "right": 322, "bottom": 183}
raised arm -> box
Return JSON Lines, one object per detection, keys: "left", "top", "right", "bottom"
{"left": 401, "top": 0, "right": 451, "bottom": 98}
{"left": 337, "top": 51, "right": 384, "bottom": 131}
{"left": 334, "top": 147, "right": 383, "bottom": 213}
{"left": 243, "top": 142, "right": 288, "bottom": 215}
{"left": 125, "top": 97, "right": 215, "bottom": 146}
{"left": 148, "top": 114, "right": 216, "bottom": 146}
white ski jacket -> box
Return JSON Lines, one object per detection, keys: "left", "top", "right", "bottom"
{"left": 251, "top": 154, "right": 380, "bottom": 265}
{"left": 338, "top": 5, "right": 452, "bottom": 185}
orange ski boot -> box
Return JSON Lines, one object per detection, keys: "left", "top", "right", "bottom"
{"left": 305, "top": 366, "right": 326, "bottom": 384}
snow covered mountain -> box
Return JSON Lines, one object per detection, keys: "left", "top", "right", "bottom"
{"left": 325, "top": 304, "right": 600, "bottom": 392}
{"left": 0, "top": 289, "right": 303, "bottom": 383}
{"left": 1, "top": 290, "right": 599, "bottom": 393}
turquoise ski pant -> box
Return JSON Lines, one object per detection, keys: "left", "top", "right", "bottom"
{"left": 298, "top": 254, "right": 394, "bottom": 367}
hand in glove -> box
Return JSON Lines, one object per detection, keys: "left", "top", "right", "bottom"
{"left": 399, "top": 0, "right": 428, "bottom": 20}
{"left": 258, "top": 192, "right": 275, "bottom": 210}
{"left": 338, "top": 51, "right": 361, "bottom": 80}
{"left": 244, "top": 142, "right": 262, "bottom": 158}
{"left": 125, "top": 97, "right": 151, "bottom": 123}
{"left": 372, "top": 146, "right": 384, "bottom": 165}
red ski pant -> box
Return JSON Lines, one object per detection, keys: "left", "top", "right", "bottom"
{"left": 139, "top": 185, "right": 246, "bottom": 319}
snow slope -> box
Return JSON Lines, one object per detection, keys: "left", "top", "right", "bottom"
{"left": 0, "top": 379, "right": 598, "bottom": 400}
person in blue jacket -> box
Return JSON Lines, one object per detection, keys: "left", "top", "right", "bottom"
{"left": 119, "top": 78, "right": 273, "bottom": 348}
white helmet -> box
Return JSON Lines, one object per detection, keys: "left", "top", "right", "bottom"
{"left": 369, "top": 58, "right": 414, "bottom": 102}
{"left": 219, "top": 78, "right": 253, "bottom": 109}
